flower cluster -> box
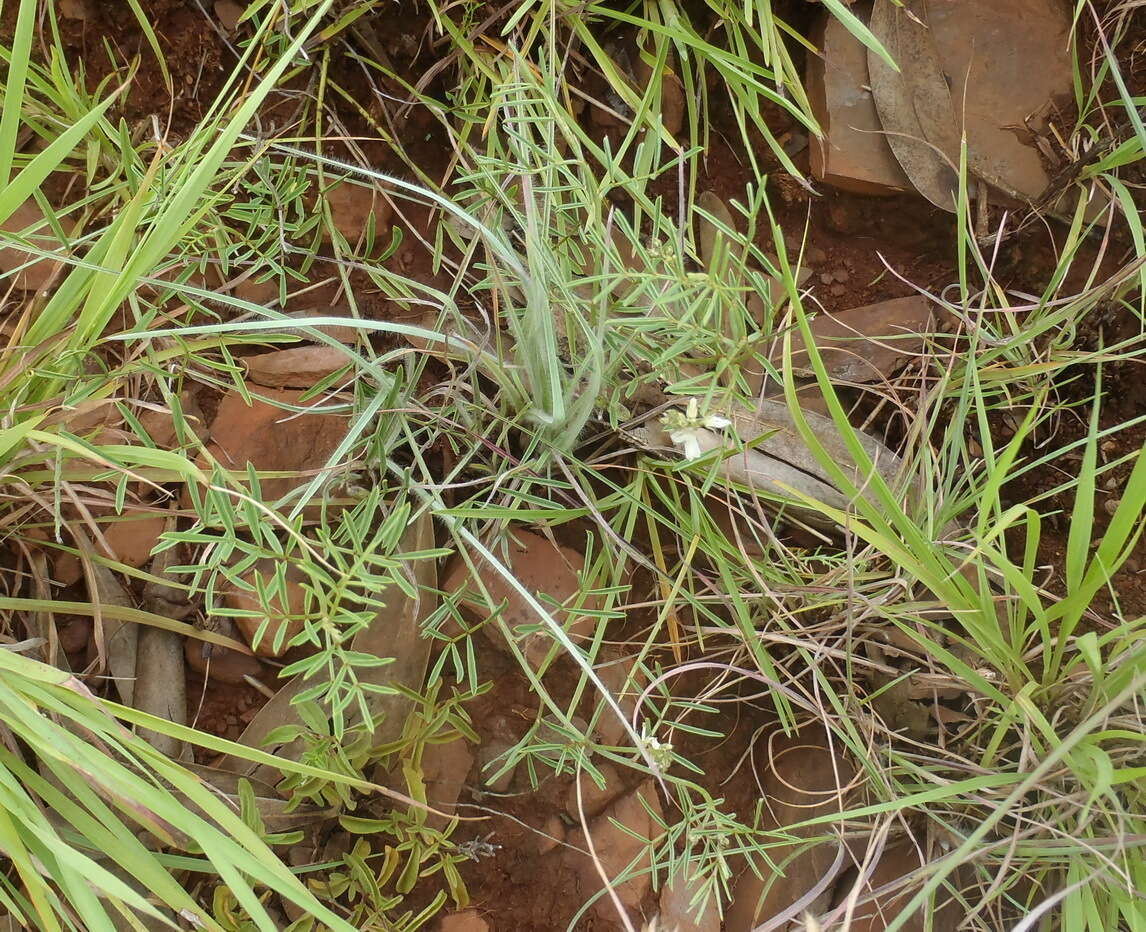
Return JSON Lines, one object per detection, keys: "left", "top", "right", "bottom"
{"left": 660, "top": 397, "right": 731, "bottom": 460}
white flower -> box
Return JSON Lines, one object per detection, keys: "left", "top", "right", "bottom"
{"left": 669, "top": 426, "right": 704, "bottom": 461}
{"left": 662, "top": 398, "right": 730, "bottom": 460}
{"left": 639, "top": 723, "right": 675, "bottom": 770}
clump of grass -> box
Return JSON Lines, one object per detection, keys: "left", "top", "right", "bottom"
{"left": 2, "top": 0, "right": 1145, "bottom": 929}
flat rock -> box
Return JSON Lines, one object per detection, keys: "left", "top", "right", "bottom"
{"left": 441, "top": 530, "right": 600, "bottom": 668}
{"left": 768, "top": 296, "right": 938, "bottom": 383}
{"left": 244, "top": 345, "right": 352, "bottom": 389}
{"left": 324, "top": 180, "right": 392, "bottom": 245}
{"left": 184, "top": 618, "right": 265, "bottom": 685}
{"left": 573, "top": 780, "right": 664, "bottom": 923}
{"left": 811, "top": 0, "right": 1072, "bottom": 204}
{"left": 276, "top": 308, "right": 363, "bottom": 345}
{"left": 659, "top": 869, "right": 722, "bottom": 932}
{"left": 807, "top": 4, "right": 911, "bottom": 195}
{"left": 928, "top": 0, "right": 1072, "bottom": 204}
{"left": 224, "top": 558, "right": 309, "bottom": 658}
{"left": 725, "top": 730, "right": 856, "bottom": 931}
{"left": 564, "top": 763, "right": 624, "bottom": 821}
{"left": 99, "top": 513, "right": 166, "bottom": 569}
{"left": 0, "top": 200, "right": 64, "bottom": 292}
{"left": 206, "top": 388, "right": 349, "bottom": 503}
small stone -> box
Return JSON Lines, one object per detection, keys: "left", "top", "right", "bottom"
{"left": 223, "top": 558, "right": 309, "bottom": 658}
{"left": 59, "top": 0, "right": 90, "bottom": 20}
{"left": 0, "top": 200, "right": 65, "bottom": 292}
{"left": 321, "top": 832, "right": 354, "bottom": 864}
{"left": 769, "top": 296, "right": 939, "bottom": 383}
{"left": 573, "top": 781, "right": 664, "bottom": 922}
{"left": 477, "top": 736, "right": 517, "bottom": 794}
{"left": 531, "top": 715, "right": 592, "bottom": 770}
{"left": 593, "top": 650, "right": 645, "bottom": 748}
{"left": 441, "top": 530, "right": 601, "bottom": 668}
{"left": 421, "top": 736, "right": 475, "bottom": 830}
{"left": 52, "top": 551, "right": 82, "bottom": 587}
{"left": 818, "top": 271, "right": 834, "bottom": 285}
{"left": 231, "top": 274, "right": 280, "bottom": 307}
{"left": 437, "top": 910, "right": 489, "bottom": 932}
{"left": 138, "top": 391, "right": 208, "bottom": 448}
{"left": 206, "top": 388, "right": 349, "bottom": 503}
{"left": 287, "top": 846, "right": 312, "bottom": 868}
{"left": 57, "top": 615, "right": 92, "bottom": 655}
{"left": 631, "top": 55, "right": 685, "bottom": 137}
{"left": 659, "top": 869, "right": 721, "bottom": 932}
{"left": 834, "top": 268, "right": 850, "bottom": 283}
{"left": 830, "top": 283, "right": 847, "bottom": 297}
{"left": 214, "top": 0, "right": 243, "bottom": 31}
{"left": 537, "top": 814, "right": 565, "bottom": 855}
{"left": 324, "top": 180, "right": 392, "bottom": 246}
{"left": 564, "top": 763, "right": 624, "bottom": 821}
{"left": 806, "top": 246, "right": 827, "bottom": 265}
{"left": 99, "top": 513, "right": 166, "bottom": 569}
{"left": 244, "top": 346, "right": 352, "bottom": 389}
{"left": 184, "top": 618, "right": 266, "bottom": 685}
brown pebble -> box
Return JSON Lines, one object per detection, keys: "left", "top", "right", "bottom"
{"left": 537, "top": 814, "right": 566, "bottom": 855}
{"left": 57, "top": 616, "right": 92, "bottom": 655}
{"left": 830, "top": 283, "right": 847, "bottom": 297}
{"left": 184, "top": 618, "right": 266, "bottom": 685}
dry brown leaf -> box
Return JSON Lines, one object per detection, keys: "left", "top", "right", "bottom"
{"left": 219, "top": 511, "right": 437, "bottom": 784}
{"left": 867, "top": 0, "right": 959, "bottom": 211}
{"left": 347, "top": 508, "right": 436, "bottom": 740}
{"left": 697, "top": 191, "right": 738, "bottom": 271}
{"left": 133, "top": 545, "right": 190, "bottom": 759}
{"left": 768, "top": 296, "right": 939, "bottom": 383}
{"left": 243, "top": 345, "right": 353, "bottom": 389}
{"left": 86, "top": 562, "right": 139, "bottom": 706}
